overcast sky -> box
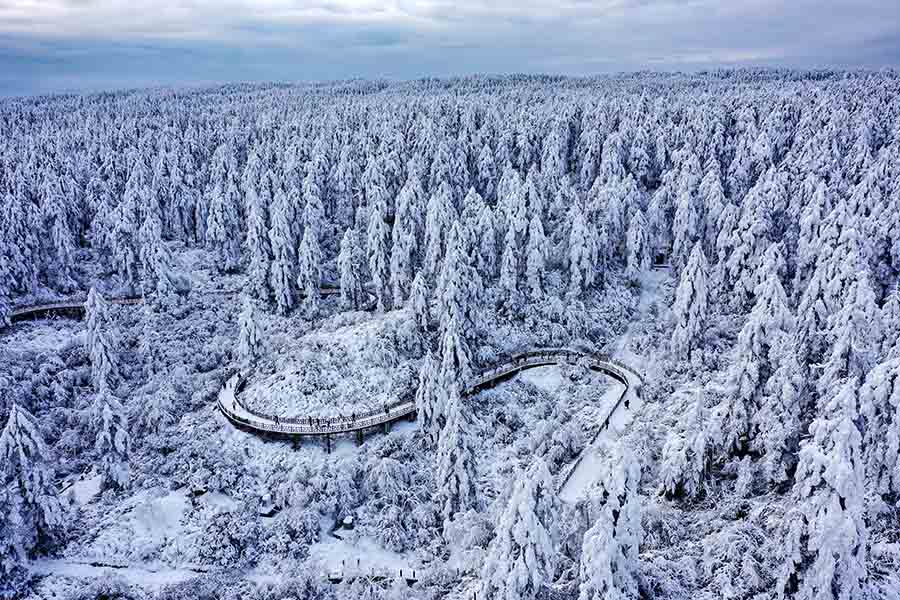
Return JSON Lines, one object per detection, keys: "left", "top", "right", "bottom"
{"left": 2, "top": 0, "right": 899, "bottom": 96}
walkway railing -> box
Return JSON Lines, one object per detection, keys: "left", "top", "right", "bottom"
{"left": 10, "top": 296, "right": 144, "bottom": 321}
{"left": 217, "top": 348, "right": 642, "bottom": 443}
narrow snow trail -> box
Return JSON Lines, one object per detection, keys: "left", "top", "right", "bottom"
{"left": 30, "top": 559, "right": 204, "bottom": 587}
{"left": 559, "top": 270, "right": 667, "bottom": 503}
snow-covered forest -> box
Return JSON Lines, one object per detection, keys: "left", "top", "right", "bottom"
{"left": 2, "top": 69, "right": 900, "bottom": 600}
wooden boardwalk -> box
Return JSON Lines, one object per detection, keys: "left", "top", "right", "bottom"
{"left": 217, "top": 348, "right": 642, "bottom": 469}
{"left": 6, "top": 293, "right": 644, "bottom": 488}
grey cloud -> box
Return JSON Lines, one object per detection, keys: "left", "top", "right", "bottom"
{"left": 1, "top": 0, "right": 899, "bottom": 96}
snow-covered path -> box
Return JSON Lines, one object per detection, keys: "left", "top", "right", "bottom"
{"left": 559, "top": 270, "right": 667, "bottom": 502}
{"left": 30, "top": 558, "right": 205, "bottom": 588}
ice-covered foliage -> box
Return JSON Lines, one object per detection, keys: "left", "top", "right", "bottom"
{"left": 1, "top": 70, "right": 900, "bottom": 598}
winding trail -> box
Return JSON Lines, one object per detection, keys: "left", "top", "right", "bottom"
{"left": 8, "top": 294, "right": 644, "bottom": 492}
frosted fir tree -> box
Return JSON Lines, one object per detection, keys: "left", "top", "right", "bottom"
{"left": 568, "top": 204, "right": 597, "bottom": 299}
{"left": 302, "top": 169, "right": 326, "bottom": 246}
{"left": 777, "top": 378, "right": 867, "bottom": 600}
{"left": 714, "top": 243, "right": 794, "bottom": 454}
{"left": 699, "top": 158, "right": 727, "bottom": 257}
{"left": 625, "top": 208, "right": 651, "bottom": 283}
{"left": 525, "top": 214, "right": 547, "bottom": 301}
{"left": 367, "top": 188, "right": 392, "bottom": 312}
{"left": 237, "top": 295, "right": 264, "bottom": 369}
{"left": 671, "top": 177, "right": 702, "bottom": 274}
{"left": 816, "top": 269, "right": 881, "bottom": 399}
{"left": 882, "top": 285, "right": 900, "bottom": 358}
{"left": 423, "top": 181, "right": 455, "bottom": 282}
{"left": 477, "top": 143, "right": 498, "bottom": 202}
{"left": 659, "top": 390, "right": 709, "bottom": 499}
{"left": 524, "top": 166, "right": 544, "bottom": 222}
{"left": 85, "top": 287, "right": 117, "bottom": 392}
{"left": 112, "top": 192, "right": 140, "bottom": 289}
{"left": 243, "top": 187, "right": 271, "bottom": 301}
{"left": 297, "top": 227, "right": 322, "bottom": 319}
{"left": 268, "top": 187, "right": 296, "bottom": 315}
{"left": 206, "top": 146, "right": 242, "bottom": 273}
{"left": 858, "top": 357, "right": 900, "bottom": 499}
{"left": 435, "top": 384, "right": 477, "bottom": 527}
{"left": 437, "top": 314, "right": 473, "bottom": 395}
{"left": 414, "top": 352, "right": 441, "bottom": 444}
{"left": 792, "top": 178, "right": 829, "bottom": 297}
{"left": 337, "top": 228, "right": 365, "bottom": 311}
{"left": 579, "top": 447, "right": 643, "bottom": 600}
{"left": 756, "top": 333, "right": 805, "bottom": 485}
{"left": 481, "top": 458, "right": 559, "bottom": 600}
{"left": 670, "top": 243, "right": 709, "bottom": 361}
{"left": 0, "top": 255, "right": 11, "bottom": 329}
{"left": 42, "top": 171, "right": 76, "bottom": 289}
{"left": 476, "top": 201, "right": 498, "bottom": 281}
{"left": 88, "top": 378, "right": 130, "bottom": 488}
{"left": 410, "top": 272, "right": 431, "bottom": 332}
{"left": 499, "top": 225, "right": 521, "bottom": 307}
{"left": 436, "top": 221, "right": 475, "bottom": 335}
{"left": 390, "top": 176, "right": 421, "bottom": 304}
{"left": 0, "top": 403, "right": 64, "bottom": 588}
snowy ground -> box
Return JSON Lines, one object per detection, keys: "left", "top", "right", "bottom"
{"left": 241, "top": 310, "right": 420, "bottom": 418}
{"left": 3, "top": 318, "right": 84, "bottom": 354}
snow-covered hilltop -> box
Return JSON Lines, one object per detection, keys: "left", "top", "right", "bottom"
{"left": 1, "top": 70, "right": 899, "bottom": 600}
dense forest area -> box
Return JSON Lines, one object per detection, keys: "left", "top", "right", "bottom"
{"left": 1, "top": 69, "right": 899, "bottom": 599}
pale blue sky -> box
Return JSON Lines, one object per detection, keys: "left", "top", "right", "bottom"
{"left": 2, "top": 0, "right": 899, "bottom": 96}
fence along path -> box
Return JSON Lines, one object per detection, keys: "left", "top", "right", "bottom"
{"left": 217, "top": 348, "right": 642, "bottom": 451}
{"left": 7, "top": 294, "right": 643, "bottom": 489}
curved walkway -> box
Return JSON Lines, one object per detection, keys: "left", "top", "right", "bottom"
{"left": 217, "top": 349, "right": 642, "bottom": 444}
{"left": 6, "top": 294, "right": 645, "bottom": 487}
{"left": 10, "top": 296, "right": 144, "bottom": 321}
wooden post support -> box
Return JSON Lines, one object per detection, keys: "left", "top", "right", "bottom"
{"left": 356, "top": 430, "right": 363, "bottom": 446}
{"left": 325, "top": 434, "right": 331, "bottom": 454}
{"left": 383, "top": 421, "right": 390, "bottom": 434}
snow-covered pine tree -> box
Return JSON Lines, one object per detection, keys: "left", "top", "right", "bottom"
{"left": 858, "top": 357, "right": 900, "bottom": 500}
{"left": 436, "top": 220, "right": 476, "bottom": 335}
{"left": 435, "top": 383, "right": 477, "bottom": 527}
{"left": 625, "top": 208, "right": 651, "bottom": 283}
{"left": 0, "top": 403, "right": 64, "bottom": 590}
{"left": 0, "top": 254, "right": 11, "bottom": 329}
{"left": 481, "top": 458, "right": 559, "bottom": 600}
{"left": 714, "top": 243, "right": 794, "bottom": 455}
{"left": 579, "top": 446, "right": 642, "bottom": 600}
{"left": 816, "top": 268, "right": 881, "bottom": 399}
{"left": 268, "top": 187, "right": 296, "bottom": 315}
{"left": 525, "top": 213, "right": 548, "bottom": 301}
{"left": 670, "top": 243, "right": 709, "bottom": 361}
{"left": 437, "top": 314, "right": 473, "bottom": 395}
{"left": 659, "top": 390, "right": 708, "bottom": 499}
{"left": 423, "top": 181, "right": 455, "bottom": 282}
{"left": 699, "top": 158, "right": 727, "bottom": 258}
{"left": 245, "top": 186, "right": 272, "bottom": 302}
{"left": 90, "top": 383, "right": 131, "bottom": 490}
{"left": 777, "top": 377, "right": 866, "bottom": 600}
{"left": 756, "top": 332, "right": 805, "bottom": 485}
{"left": 297, "top": 225, "right": 322, "bottom": 319}
{"left": 410, "top": 272, "right": 430, "bottom": 332}
{"left": 568, "top": 203, "right": 597, "bottom": 299}
{"left": 390, "top": 176, "right": 421, "bottom": 304}
{"left": 337, "top": 228, "right": 364, "bottom": 311}
{"left": 367, "top": 184, "right": 392, "bottom": 312}
{"left": 238, "top": 295, "right": 264, "bottom": 369}
{"left": 476, "top": 201, "right": 498, "bottom": 281}
{"left": 671, "top": 176, "right": 702, "bottom": 274}
{"left": 882, "top": 285, "right": 900, "bottom": 358}
{"left": 500, "top": 225, "right": 521, "bottom": 308}
{"left": 206, "top": 145, "right": 242, "bottom": 273}
{"left": 414, "top": 351, "right": 440, "bottom": 443}
{"left": 85, "top": 287, "right": 117, "bottom": 392}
